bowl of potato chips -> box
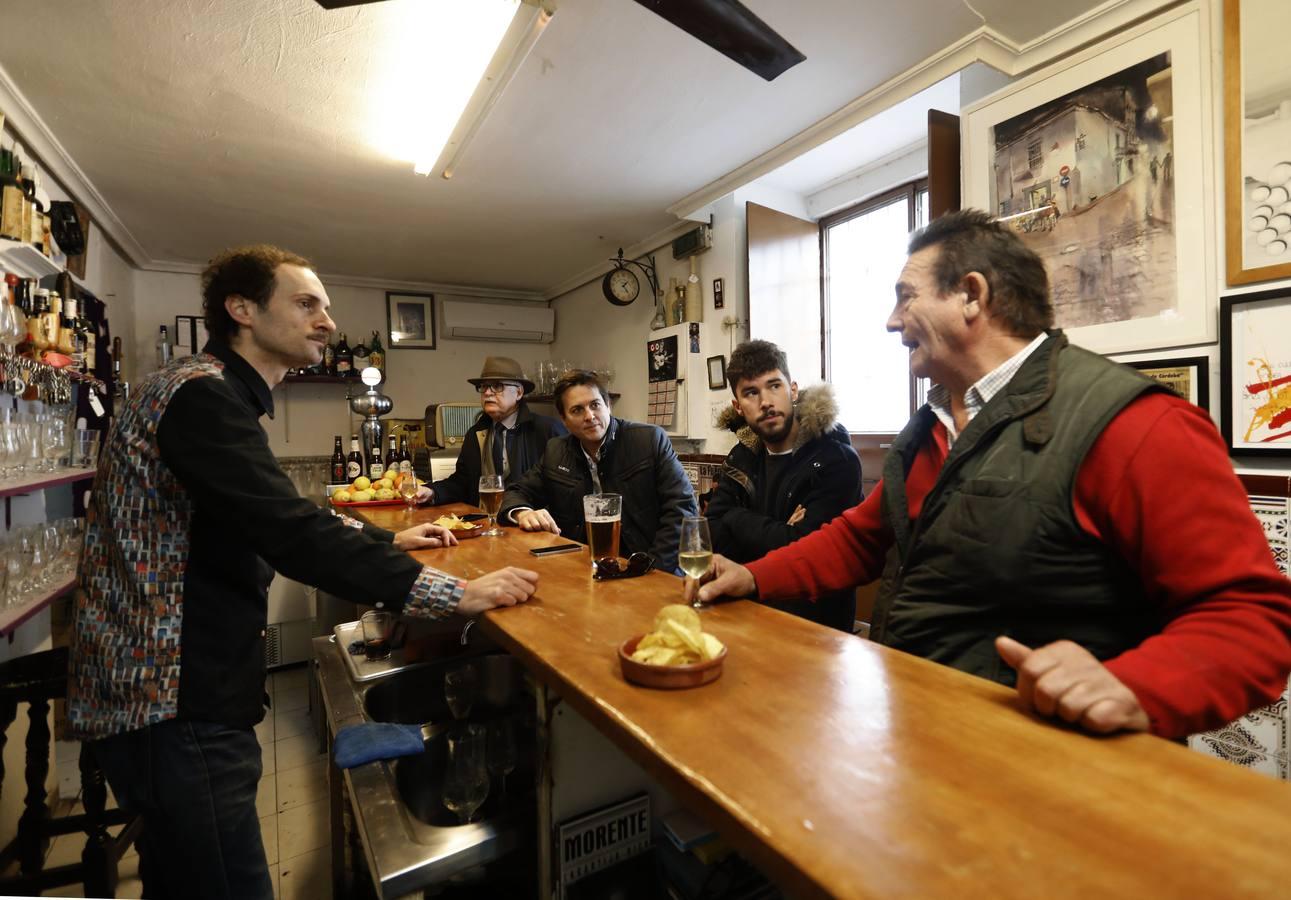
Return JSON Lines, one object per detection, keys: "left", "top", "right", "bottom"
{"left": 619, "top": 605, "right": 726, "bottom": 689}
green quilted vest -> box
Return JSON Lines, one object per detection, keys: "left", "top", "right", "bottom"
{"left": 872, "top": 332, "right": 1166, "bottom": 685}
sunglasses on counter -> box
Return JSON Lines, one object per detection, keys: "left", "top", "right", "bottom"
{"left": 592, "top": 552, "right": 655, "bottom": 581}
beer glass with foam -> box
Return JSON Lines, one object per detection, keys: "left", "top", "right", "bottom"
{"left": 582, "top": 493, "right": 622, "bottom": 571}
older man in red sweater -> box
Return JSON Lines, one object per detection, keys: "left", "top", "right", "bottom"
{"left": 691, "top": 209, "right": 1291, "bottom": 740}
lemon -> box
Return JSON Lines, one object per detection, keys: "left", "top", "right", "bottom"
{"left": 375, "top": 488, "right": 395, "bottom": 500}
{"left": 376, "top": 478, "right": 394, "bottom": 492}
{"left": 352, "top": 476, "right": 371, "bottom": 492}
{"left": 333, "top": 489, "right": 353, "bottom": 503}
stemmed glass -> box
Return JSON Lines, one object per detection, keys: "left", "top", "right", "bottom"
{"left": 442, "top": 724, "right": 489, "bottom": 825}
{"left": 477, "top": 475, "right": 504, "bottom": 537}
{"left": 42, "top": 418, "right": 67, "bottom": 471}
{"left": 680, "top": 516, "right": 714, "bottom": 609}
{"left": 444, "top": 664, "right": 477, "bottom": 720}
{"left": 486, "top": 718, "right": 518, "bottom": 805}
{"left": 399, "top": 475, "right": 419, "bottom": 515}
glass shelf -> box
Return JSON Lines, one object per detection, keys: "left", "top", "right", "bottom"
{"left": 0, "top": 573, "right": 76, "bottom": 636}
{"left": 0, "top": 466, "right": 96, "bottom": 501}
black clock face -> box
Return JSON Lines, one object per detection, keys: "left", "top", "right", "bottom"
{"left": 603, "top": 267, "right": 640, "bottom": 305}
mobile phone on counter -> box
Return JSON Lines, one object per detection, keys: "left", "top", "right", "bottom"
{"left": 529, "top": 543, "right": 582, "bottom": 557}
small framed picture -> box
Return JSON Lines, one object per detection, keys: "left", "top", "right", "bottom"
{"left": 707, "top": 355, "right": 726, "bottom": 390}
{"left": 713, "top": 277, "right": 725, "bottom": 309}
{"left": 1122, "top": 356, "right": 1209, "bottom": 412}
{"left": 386, "top": 292, "right": 436, "bottom": 350}
{"left": 1220, "top": 288, "right": 1291, "bottom": 456}
{"left": 173, "top": 315, "right": 209, "bottom": 356}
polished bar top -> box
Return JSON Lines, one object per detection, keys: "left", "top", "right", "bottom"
{"left": 359, "top": 503, "right": 1291, "bottom": 898}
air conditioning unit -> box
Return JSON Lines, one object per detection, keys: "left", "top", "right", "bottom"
{"left": 442, "top": 301, "right": 554, "bottom": 343}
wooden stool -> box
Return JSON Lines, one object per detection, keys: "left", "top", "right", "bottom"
{"left": 0, "top": 646, "right": 141, "bottom": 897}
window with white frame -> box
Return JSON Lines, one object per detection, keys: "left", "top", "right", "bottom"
{"left": 821, "top": 182, "right": 929, "bottom": 433}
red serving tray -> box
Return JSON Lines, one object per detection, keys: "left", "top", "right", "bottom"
{"left": 330, "top": 498, "right": 407, "bottom": 509}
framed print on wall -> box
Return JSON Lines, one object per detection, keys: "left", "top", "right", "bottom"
{"left": 707, "top": 355, "right": 726, "bottom": 390}
{"left": 1123, "top": 355, "right": 1209, "bottom": 411}
{"left": 961, "top": 4, "right": 1214, "bottom": 354}
{"left": 1220, "top": 288, "right": 1291, "bottom": 456}
{"left": 386, "top": 292, "right": 435, "bottom": 350}
{"left": 1223, "top": 0, "right": 1291, "bottom": 286}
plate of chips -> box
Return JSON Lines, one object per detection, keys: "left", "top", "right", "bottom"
{"left": 432, "top": 513, "right": 484, "bottom": 539}
{"left": 618, "top": 605, "right": 726, "bottom": 689}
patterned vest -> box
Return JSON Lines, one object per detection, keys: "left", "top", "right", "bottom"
{"left": 69, "top": 354, "right": 225, "bottom": 739}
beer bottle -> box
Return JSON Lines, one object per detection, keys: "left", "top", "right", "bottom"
{"left": 330, "top": 435, "right": 346, "bottom": 483}
{"left": 367, "top": 440, "right": 385, "bottom": 481}
{"left": 346, "top": 435, "right": 363, "bottom": 480}
{"left": 385, "top": 434, "right": 399, "bottom": 474}
{"left": 398, "top": 435, "right": 412, "bottom": 476}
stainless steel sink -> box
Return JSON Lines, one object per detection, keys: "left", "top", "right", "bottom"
{"left": 363, "top": 654, "right": 525, "bottom": 726}
{"left": 314, "top": 641, "right": 537, "bottom": 898}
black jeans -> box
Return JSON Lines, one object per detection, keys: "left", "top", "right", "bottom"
{"left": 91, "top": 718, "right": 272, "bottom": 900}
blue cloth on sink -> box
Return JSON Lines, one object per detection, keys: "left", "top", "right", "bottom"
{"left": 333, "top": 722, "right": 425, "bottom": 769}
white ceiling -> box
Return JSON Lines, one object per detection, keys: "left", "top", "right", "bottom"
{"left": 0, "top": 0, "right": 1109, "bottom": 293}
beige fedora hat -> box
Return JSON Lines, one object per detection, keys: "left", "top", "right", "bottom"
{"left": 467, "top": 356, "right": 535, "bottom": 393}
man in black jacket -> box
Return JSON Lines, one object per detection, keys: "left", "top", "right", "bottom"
{"left": 428, "top": 355, "right": 566, "bottom": 505}
{"left": 706, "top": 340, "right": 862, "bottom": 631}
{"left": 500, "top": 370, "right": 698, "bottom": 573}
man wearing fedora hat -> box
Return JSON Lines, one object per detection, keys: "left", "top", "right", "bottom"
{"left": 427, "top": 355, "right": 567, "bottom": 506}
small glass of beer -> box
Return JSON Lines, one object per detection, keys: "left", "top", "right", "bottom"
{"left": 679, "top": 516, "right": 713, "bottom": 608}
{"left": 478, "top": 475, "right": 505, "bottom": 536}
{"left": 583, "top": 493, "right": 622, "bottom": 572}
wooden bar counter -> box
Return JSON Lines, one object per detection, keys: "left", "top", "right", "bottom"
{"left": 358, "top": 503, "right": 1291, "bottom": 898}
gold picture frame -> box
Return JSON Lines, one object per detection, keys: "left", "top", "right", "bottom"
{"left": 1223, "top": 0, "right": 1291, "bottom": 285}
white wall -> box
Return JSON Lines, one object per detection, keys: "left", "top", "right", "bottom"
{"left": 129, "top": 270, "right": 553, "bottom": 456}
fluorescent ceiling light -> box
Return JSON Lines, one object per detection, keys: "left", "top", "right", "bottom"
{"left": 368, "top": 0, "right": 552, "bottom": 179}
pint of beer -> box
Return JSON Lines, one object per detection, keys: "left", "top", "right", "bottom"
{"left": 583, "top": 493, "right": 622, "bottom": 569}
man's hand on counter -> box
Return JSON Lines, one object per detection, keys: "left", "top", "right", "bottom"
{"left": 416, "top": 485, "right": 434, "bottom": 505}
{"left": 995, "top": 636, "right": 1150, "bottom": 735}
{"left": 514, "top": 508, "right": 561, "bottom": 534}
{"left": 685, "top": 554, "right": 757, "bottom": 605}
{"left": 394, "top": 523, "right": 458, "bottom": 550}
{"left": 460, "top": 567, "right": 540, "bottom": 616}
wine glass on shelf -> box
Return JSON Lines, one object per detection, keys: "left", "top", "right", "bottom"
{"left": 477, "top": 475, "right": 504, "bottom": 537}
{"left": 679, "top": 516, "right": 714, "bottom": 609}
{"left": 444, "top": 664, "right": 477, "bottom": 721}
{"left": 486, "top": 718, "right": 518, "bottom": 805}
{"left": 442, "top": 724, "right": 489, "bottom": 825}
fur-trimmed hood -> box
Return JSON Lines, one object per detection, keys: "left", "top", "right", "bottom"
{"left": 717, "top": 384, "right": 842, "bottom": 453}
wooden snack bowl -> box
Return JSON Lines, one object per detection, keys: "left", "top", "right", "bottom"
{"left": 618, "top": 634, "right": 726, "bottom": 689}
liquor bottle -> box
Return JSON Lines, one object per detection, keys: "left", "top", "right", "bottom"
{"left": 111, "top": 335, "right": 125, "bottom": 401}
{"left": 156, "top": 325, "right": 173, "bottom": 369}
{"left": 330, "top": 435, "right": 346, "bottom": 483}
{"left": 398, "top": 435, "right": 412, "bottom": 476}
{"left": 26, "top": 287, "right": 51, "bottom": 351}
{"left": 59, "top": 295, "right": 80, "bottom": 359}
{"left": 76, "top": 297, "right": 96, "bottom": 373}
{"left": 42, "top": 291, "right": 62, "bottom": 354}
{"left": 0, "top": 143, "right": 24, "bottom": 242}
{"left": 322, "top": 338, "right": 336, "bottom": 376}
{"left": 385, "top": 434, "right": 399, "bottom": 475}
{"left": 335, "top": 332, "right": 353, "bottom": 376}
{"left": 352, "top": 335, "right": 370, "bottom": 372}
{"left": 346, "top": 435, "right": 363, "bottom": 480}
{"left": 368, "top": 331, "right": 385, "bottom": 374}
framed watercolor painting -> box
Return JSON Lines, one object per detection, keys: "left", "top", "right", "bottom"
{"left": 961, "top": 4, "right": 1214, "bottom": 354}
{"left": 386, "top": 292, "right": 436, "bottom": 350}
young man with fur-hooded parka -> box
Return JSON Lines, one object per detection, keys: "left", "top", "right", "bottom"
{"left": 706, "top": 340, "right": 862, "bottom": 631}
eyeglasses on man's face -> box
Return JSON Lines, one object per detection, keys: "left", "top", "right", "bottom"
{"left": 476, "top": 382, "right": 520, "bottom": 395}
{"left": 592, "top": 552, "right": 655, "bottom": 581}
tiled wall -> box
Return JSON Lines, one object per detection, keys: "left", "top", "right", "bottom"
{"left": 1187, "top": 495, "right": 1291, "bottom": 779}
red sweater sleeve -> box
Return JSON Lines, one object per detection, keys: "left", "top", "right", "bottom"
{"left": 1076, "top": 393, "right": 1291, "bottom": 738}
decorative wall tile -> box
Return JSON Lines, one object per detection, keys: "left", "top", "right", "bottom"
{"left": 1250, "top": 495, "right": 1290, "bottom": 576}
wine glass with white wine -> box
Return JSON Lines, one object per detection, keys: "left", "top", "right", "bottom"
{"left": 679, "top": 516, "right": 713, "bottom": 609}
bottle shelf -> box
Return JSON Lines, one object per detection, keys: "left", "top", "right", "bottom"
{"left": 284, "top": 374, "right": 357, "bottom": 385}
{"left": 0, "top": 573, "right": 77, "bottom": 636}
{"left": 0, "top": 466, "right": 96, "bottom": 501}
{"left": 0, "top": 240, "right": 60, "bottom": 279}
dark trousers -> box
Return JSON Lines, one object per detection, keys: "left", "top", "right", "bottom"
{"left": 91, "top": 718, "right": 272, "bottom": 900}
